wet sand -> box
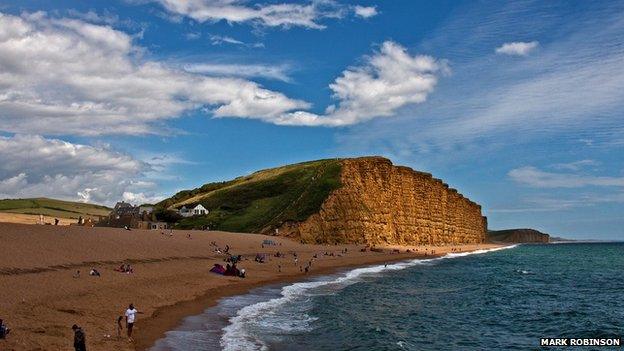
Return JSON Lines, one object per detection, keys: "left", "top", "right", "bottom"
{"left": 0, "top": 222, "right": 502, "bottom": 350}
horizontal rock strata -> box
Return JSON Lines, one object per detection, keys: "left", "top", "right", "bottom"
{"left": 281, "top": 157, "right": 487, "bottom": 245}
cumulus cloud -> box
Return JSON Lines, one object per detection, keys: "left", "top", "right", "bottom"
{"left": 0, "top": 12, "right": 309, "bottom": 135}
{"left": 354, "top": 5, "right": 377, "bottom": 18}
{"left": 0, "top": 135, "right": 164, "bottom": 205}
{"left": 150, "top": 0, "right": 353, "bottom": 29}
{"left": 495, "top": 41, "right": 539, "bottom": 56}
{"left": 276, "top": 41, "right": 446, "bottom": 126}
{"left": 508, "top": 166, "right": 624, "bottom": 188}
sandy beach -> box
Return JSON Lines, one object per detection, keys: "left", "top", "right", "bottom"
{"left": 0, "top": 213, "right": 75, "bottom": 226}
{"left": 0, "top": 222, "right": 502, "bottom": 351}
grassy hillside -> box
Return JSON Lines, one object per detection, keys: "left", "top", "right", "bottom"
{"left": 0, "top": 198, "right": 111, "bottom": 219}
{"left": 158, "top": 159, "right": 343, "bottom": 233}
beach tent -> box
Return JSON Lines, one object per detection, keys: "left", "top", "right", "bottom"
{"left": 210, "top": 264, "right": 225, "bottom": 275}
{"left": 262, "top": 239, "right": 277, "bottom": 246}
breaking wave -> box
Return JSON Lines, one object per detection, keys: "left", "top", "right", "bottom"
{"left": 220, "top": 245, "right": 518, "bottom": 351}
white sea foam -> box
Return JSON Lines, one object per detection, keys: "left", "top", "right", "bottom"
{"left": 220, "top": 244, "right": 518, "bottom": 351}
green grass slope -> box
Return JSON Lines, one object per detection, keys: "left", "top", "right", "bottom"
{"left": 0, "top": 197, "right": 111, "bottom": 219}
{"left": 157, "top": 159, "right": 343, "bottom": 233}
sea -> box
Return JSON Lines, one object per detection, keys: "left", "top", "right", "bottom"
{"left": 150, "top": 243, "right": 624, "bottom": 350}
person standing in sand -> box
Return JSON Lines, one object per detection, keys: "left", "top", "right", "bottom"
{"left": 72, "top": 324, "right": 86, "bottom": 351}
{"left": 125, "top": 303, "right": 143, "bottom": 342}
{"left": 0, "top": 319, "right": 10, "bottom": 339}
{"left": 116, "top": 316, "right": 123, "bottom": 339}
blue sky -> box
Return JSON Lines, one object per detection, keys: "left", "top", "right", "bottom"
{"left": 0, "top": 0, "right": 622, "bottom": 239}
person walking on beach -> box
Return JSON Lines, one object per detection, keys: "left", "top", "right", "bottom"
{"left": 72, "top": 324, "right": 86, "bottom": 351}
{"left": 0, "top": 319, "right": 10, "bottom": 339}
{"left": 116, "top": 316, "right": 123, "bottom": 339}
{"left": 125, "top": 303, "right": 143, "bottom": 342}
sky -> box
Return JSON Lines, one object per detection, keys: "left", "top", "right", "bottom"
{"left": 0, "top": 0, "right": 623, "bottom": 240}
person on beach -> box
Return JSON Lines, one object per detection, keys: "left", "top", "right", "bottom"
{"left": 125, "top": 303, "right": 143, "bottom": 342}
{"left": 72, "top": 324, "right": 86, "bottom": 351}
{"left": 54, "top": 218, "right": 59, "bottom": 225}
{"left": 0, "top": 319, "right": 10, "bottom": 339}
{"left": 116, "top": 316, "right": 123, "bottom": 339}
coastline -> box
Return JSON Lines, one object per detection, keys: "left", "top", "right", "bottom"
{"left": 0, "top": 222, "right": 503, "bottom": 351}
{"left": 135, "top": 251, "right": 432, "bottom": 351}
{"left": 137, "top": 245, "right": 511, "bottom": 351}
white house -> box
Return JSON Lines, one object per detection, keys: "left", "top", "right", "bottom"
{"left": 192, "top": 204, "right": 208, "bottom": 216}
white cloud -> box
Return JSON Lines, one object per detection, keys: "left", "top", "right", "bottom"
{"left": 150, "top": 0, "right": 351, "bottom": 29}
{"left": 207, "top": 33, "right": 264, "bottom": 48}
{"left": 495, "top": 41, "right": 539, "bottom": 56}
{"left": 183, "top": 62, "right": 292, "bottom": 82}
{"left": 0, "top": 12, "right": 309, "bottom": 135}
{"left": 0, "top": 135, "right": 164, "bottom": 205}
{"left": 209, "top": 34, "right": 245, "bottom": 45}
{"left": 276, "top": 41, "right": 446, "bottom": 126}
{"left": 490, "top": 192, "right": 624, "bottom": 213}
{"left": 66, "top": 9, "right": 120, "bottom": 26}
{"left": 551, "top": 159, "right": 600, "bottom": 171}
{"left": 354, "top": 5, "right": 377, "bottom": 18}
{"left": 508, "top": 166, "right": 624, "bottom": 188}
{"left": 186, "top": 31, "right": 201, "bottom": 40}
{"left": 121, "top": 191, "right": 163, "bottom": 205}
{"left": 337, "top": 3, "right": 624, "bottom": 157}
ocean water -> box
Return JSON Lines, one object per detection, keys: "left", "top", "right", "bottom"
{"left": 151, "top": 243, "right": 624, "bottom": 351}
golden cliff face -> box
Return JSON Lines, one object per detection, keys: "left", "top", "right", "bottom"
{"left": 280, "top": 157, "right": 486, "bottom": 245}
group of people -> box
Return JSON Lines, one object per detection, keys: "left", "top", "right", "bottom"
{"left": 68, "top": 303, "right": 143, "bottom": 351}
{"left": 114, "top": 264, "right": 134, "bottom": 274}
{"left": 211, "top": 241, "right": 231, "bottom": 254}
{"left": 254, "top": 253, "right": 266, "bottom": 263}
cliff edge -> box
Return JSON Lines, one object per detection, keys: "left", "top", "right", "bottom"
{"left": 279, "top": 157, "right": 486, "bottom": 245}
{"left": 159, "top": 157, "right": 487, "bottom": 246}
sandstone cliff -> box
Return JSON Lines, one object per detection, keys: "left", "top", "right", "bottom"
{"left": 280, "top": 157, "right": 487, "bottom": 245}
{"left": 487, "top": 229, "right": 550, "bottom": 243}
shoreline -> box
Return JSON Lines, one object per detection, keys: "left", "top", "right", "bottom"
{"left": 134, "top": 251, "right": 433, "bottom": 351}
{"left": 0, "top": 222, "right": 504, "bottom": 351}
{"left": 136, "top": 245, "right": 511, "bottom": 351}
